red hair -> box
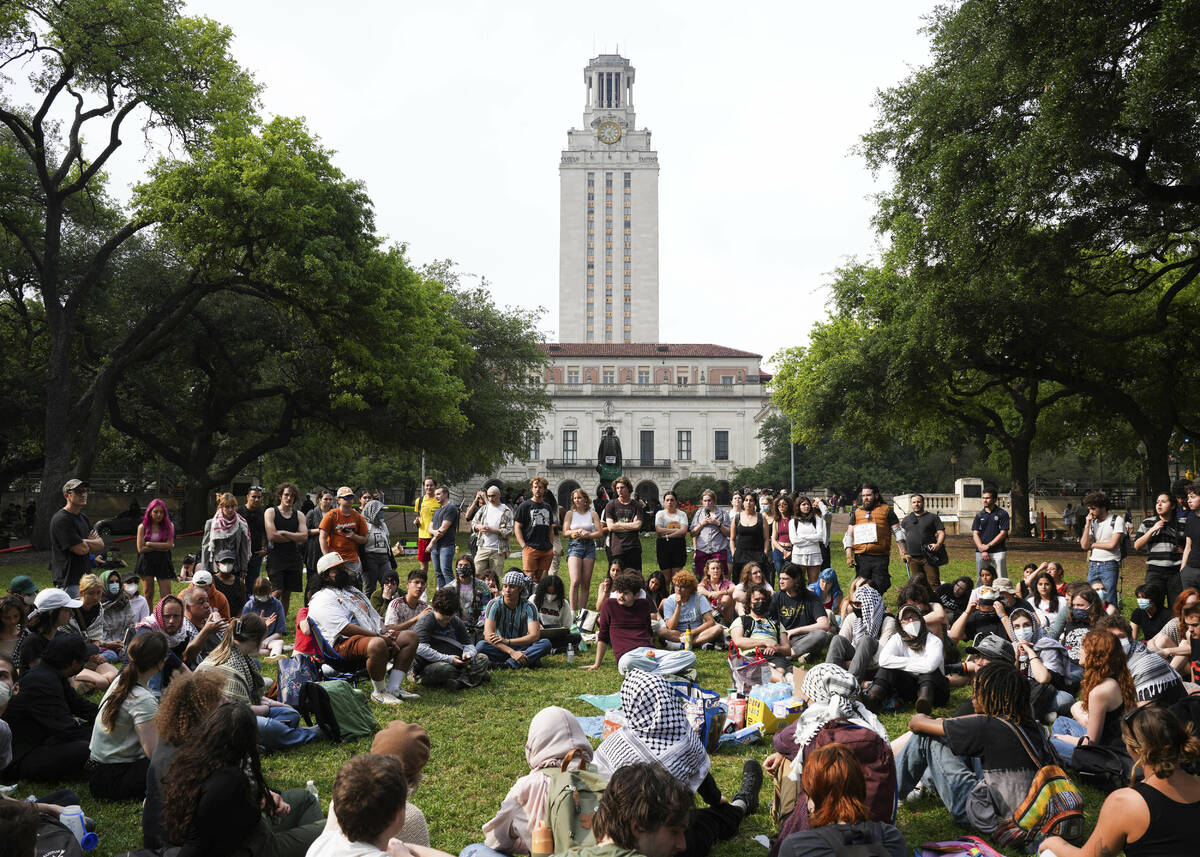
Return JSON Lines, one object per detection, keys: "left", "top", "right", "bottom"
{"left": 1172, "top": 588, "right": 1200, "bottom": 620}
{"left": 1079, "top": 630, "right": 1136, "bottom": 712}
{"left": 801, "top": 744, "right": 871, "bottom": 827}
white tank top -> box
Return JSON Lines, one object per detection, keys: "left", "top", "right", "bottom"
{"left": 568, "top": 509, "right": 596, "bottom": 533}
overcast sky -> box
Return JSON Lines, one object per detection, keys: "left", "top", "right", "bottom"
{"left": 147, "top": 2, "right": 937, "bottom": 367}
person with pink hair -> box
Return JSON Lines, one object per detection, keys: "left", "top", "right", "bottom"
{"left": 136, "top": 499, "right": 176, "bottom": 605}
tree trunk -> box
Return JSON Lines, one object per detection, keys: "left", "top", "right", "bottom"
{"left": 1007, "top": 436, "right": 1033, "bottom": 538}
{"left": 1142, "top": 428, "right": 1172, "bottom": 497}
{"left": 183, "top": 472, "right": 217, "bottom": 532}
{"left": 33, "top": 323, "right": 75, "bottom": 549}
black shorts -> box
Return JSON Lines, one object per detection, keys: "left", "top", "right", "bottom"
{"left": 268, "top": 564, "right": 304, "bottom": 593}
{"left": 656, "top": 537, "right": 686, "bottom": 570}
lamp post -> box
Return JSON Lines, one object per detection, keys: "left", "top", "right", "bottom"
{"left": 789, "top": 419, "right": 795, "bottom": 495}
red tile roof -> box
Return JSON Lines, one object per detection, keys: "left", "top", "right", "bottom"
{"left": 542, "top": 343, "right": 761, "bottom": 358}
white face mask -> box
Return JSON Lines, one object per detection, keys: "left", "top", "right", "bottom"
{"left": 0, "top": 681, "right": 10, "bottom": 708}
{"left": 902, "top": 621, "right": 921, "bottom": 636}
{"left": 22, "top": 594, "right": 35, "bottom": 606}
{"left": 1119, "top": 638, "right": 1130, "bottom": 654}
{"left": 124, "top": 583, "right": 140, "bottom": 596}
{"left": 218, "top": 562, "right": 234, "bottom": 575}
{"left": 1013, "top": 626, "right": 1034, "bottom": 642}
{"left": 255, "top": 595, "right": 271, "bottom": 604}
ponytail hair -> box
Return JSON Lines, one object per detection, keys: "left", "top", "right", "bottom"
{"left": 101, "top": 631, "right": 168, "bottom": 732}
{"left": 207, "top": 612, "right": 266, "bottom": 666}
{"left": 1122, "top": 705, "right": 1200, "bottom": 783}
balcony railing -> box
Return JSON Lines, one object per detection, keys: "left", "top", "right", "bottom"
{"left": 545, "top": 381, "right": 765, "bottom": 398}
{"left": 544, "top": 458, "right": 673, "bottom": 470}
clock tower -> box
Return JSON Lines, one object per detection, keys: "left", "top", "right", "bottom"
{"left": 559, "top": 54, "right": 660, "bottom": 344}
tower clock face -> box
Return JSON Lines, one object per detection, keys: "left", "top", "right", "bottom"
{"left": 597, "top": 121, "right": 621, "bottom": 144}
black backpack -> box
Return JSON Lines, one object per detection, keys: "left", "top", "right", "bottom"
{"left": 296, "top": 681, "right": 342, "bottom": 742}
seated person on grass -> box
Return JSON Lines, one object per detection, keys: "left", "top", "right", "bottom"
{"left": 371, "top": 569, "right": 400, "bottom": 616}
{"left": 825, "top": 582, "right": 891, "bottom": 682}
{"left": 729, "top": 584, "right": 794, "bottom": 681}
{"left": 563, "top": 762, "right": 694, "bottom": 857}
{"left": 182, "top": 569, "right": 231, "bottom": 620}
{"left": 767, "top": 564, "right": 832, "bottom": 662}
{"left": 384, "top": 570, "right": 431, "bottom": 631}
{"left": 891, "top": 662, "right": 1055, "bottom": 839}
{"left": 659, "top": 570, "right": 725, "bottom": 650}
{"left": 477, "top": 571, "right": 553, "bottom": 669}
{"left": 177, "top": 585, "right": 228, "bottom": 669}
{"left": 583, "top": 571, "right": 697, "bottom": 676}
{"left": 241, "top": 576, "right": 286, "bottom": 655}
{"left": 307, "top": 552, "right": 420, "bottom": 704}
{"left": 412, "top": 587, "right": 491, "bottom": 689}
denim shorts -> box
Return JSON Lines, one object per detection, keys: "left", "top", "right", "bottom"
{"left": 567, "top": 539, "right": 596, "bottom": 559}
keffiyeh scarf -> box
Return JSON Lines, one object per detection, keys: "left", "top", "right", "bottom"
{"left": 209, "top": 507, "right": 247, "bottom": 541}
{"left": 852, "top": 584, "right": 885, "bottom": 644}
{"left": 594, "top": 669, "right": 710, "bottom": 790}
{"left": 135, "top": 594, "right": 188, "bottom": 648}
{"left": 788, "top": 663, "right": 888, "bottom": 781}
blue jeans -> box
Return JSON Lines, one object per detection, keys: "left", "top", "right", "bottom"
{"left": 432, "top": 542, "right": 456, "bottom": 589}
{"left": 258, "top": 705, "right": 323, "bottom": 751}
{"left": 895, "top": 733, "right": 979, "bottom": 826}
{"left": 1050, "top": 716, "right": 1087, "bottom": 767}
{"left": 476, "top": 637, "right": 553, "bottom": 669}
{"left": 1087, "top": 560, "right": 1119, "bottom": 600}
{"left": 771, "top": 548, "right": 786, "bottom": 573}
{"left": 460, "top": 846, "right": 508, "bottom": 857}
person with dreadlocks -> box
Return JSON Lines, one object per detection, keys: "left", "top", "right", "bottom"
{"left": 892, "top": 662, "right": 1056, "bottom": 836}
{"left": 824, "top": 582, "right": 894, "bottom": 682}
{"left": 862, "top": 604, "right": 948, "bottom": 714}
{"left": 594, "top": 670, "right": 764, "bottom": 857}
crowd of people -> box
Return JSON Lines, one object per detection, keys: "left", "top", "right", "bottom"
{"left": 1, "top": 475, "right": 1200, "bottom": 857}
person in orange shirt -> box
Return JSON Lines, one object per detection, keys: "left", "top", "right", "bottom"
{"left": 181, "top": 570, "right": 230, "bottom": 620}
{"left": 320, "top": 486, "right": 368, "bottom": 587}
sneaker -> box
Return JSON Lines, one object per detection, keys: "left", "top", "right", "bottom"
{"left": 731, "top": 758, "right": 764, "bottom": 815}
{"left": 904, "top": 783, "right": 928, "bottom": 805}
{"left": 393, "top": 687, "right": 420, "bottom": 700}
{"left": 370, "top": 691, "right": 403, "bottom": 705}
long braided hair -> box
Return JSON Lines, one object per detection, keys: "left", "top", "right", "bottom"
{"left": 972, "top": 661, "right": 1030, "bottom": 721}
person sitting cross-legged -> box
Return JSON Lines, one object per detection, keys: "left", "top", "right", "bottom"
{"left": 659, "top": 570, "right": 726, "bottom": 650}
{"left": 768, "top": 563, "right": 832, "bottom": 662}
{"left": 412, "top": 587, "right": 491, "bottom": 689}
{"left": 307, "top": 552, "right": 420, "bottom": 704}
{"left": 730, "top": 584, "right": 794, "bottom": 681}
{"left": 476, "top": 571, "right": 553, "bottom": 670}
{"left": 583, "top": 571, "right": 697, "bottom": 676}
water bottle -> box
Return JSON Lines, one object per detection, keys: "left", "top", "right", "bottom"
{"left": 305, "top": 780, "right": 319, "bottom": 800}
{"left": 59, "top": 805, "right": 99, "bottom": 851}
{"left": 683, "top": 627, "right": 693, "bottom": 651}
{"left": 566, "top": 644, "right": 575, "bottom": 664}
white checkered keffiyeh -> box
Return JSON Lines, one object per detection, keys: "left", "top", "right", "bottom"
{"left": 593, "top": 669, "right": 711, "bottom": 790}
{"left": 788, "top": 662, "right": 889, "bottom": 781}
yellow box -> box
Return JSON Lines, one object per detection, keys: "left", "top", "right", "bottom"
{"left": 746, "top": 697, "right": 805, "bottom": 735}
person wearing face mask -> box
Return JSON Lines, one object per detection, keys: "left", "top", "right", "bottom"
{"left": 123, "top": 571, "right": 150, "bottom": 624}
{"left": 211, "top": 549, "right": 246, "bottom": 616}
{"left": 6, "top": 575, "right": 39, "bottom": 609}
{"left": 1046, "top": 585, "right": 1106, "bottom": 666}
{"left": 1088, "top": 579, "right": 1119, "bottom": 617}
{"left": 1129, "top": 583, "right": 1169, "bottom": 641}
{"left": 1095, "top": 613, "right": 1185, "bottom": 708}
{"left": 826, "top": 583, "right": 896, "bottom": 682}
{"left": 1004, "top": 608, "right": 1073, "bottom": 721}
{"left": 948, "top": 585, "right": 1006, "bottom": 644}
{"left": 730, "top": 584, "right": 795, "bottom": 680}
{"left": 92, "top": 570, "right": 136, "bottom": 656}
{"left": 863, "top": 605, "right": 947, "bottom": 714}
{"left": 241, "top": 576, "right": 287, "bottom": 655}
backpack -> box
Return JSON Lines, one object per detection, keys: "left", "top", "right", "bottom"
{"left": 36, "top": 815, "right": 84, "bottom": 857}
{"left": 989, "top": 720, "right": 1085, "bottom": 848}
{"left": 543, "top": 748, "right": 608, "bottom": 852}
{"left": 1108, "top": 515, "right": 1130, "bottom": 561}
{"left": 769, "top": 719, "right": 896, "bottom": 857}
{"left": 1071, "top": 740, "right": 1136, "bottom": 794}
{"left": 297, "top": 680, "right": 377, "bottom": 742}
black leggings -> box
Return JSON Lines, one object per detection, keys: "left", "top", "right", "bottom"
{"left": 87, "top": 756, "right": 150, "bottom": 800}
{"left": 685, "top": 803, "right": 744, "bottom": 857}
{"left": 871, "top": 667, "right": 949, "bottom": 706}
{"left": 6, "top": 740, "right": 89, "bottom": 782}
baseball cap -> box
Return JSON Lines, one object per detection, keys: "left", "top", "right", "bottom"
{"left": 62, "top": 478, "right": 87, "bottom": 493}
{"left": 214, "top": 549, "right": 237, "bottom": 564}
{"left": 317, "top": 552, "right": 345, "bottom": 575}
{"left": 965, "top": 632, "right": 1015, "bottom": 663}
{"left": 34, "top": 587, "right": 83, "bottom": 612}
{"left": 382, "top": 570, "right": 400, "bottom": 585}
{"left": 992, "top": 578, "right": 1017, "bottom": 596}
{"left": 976, "top": 586, "right": 998, "bottom": 603}
{"left": 336, "top": 485, "right": 355, "bottom": 500}
{"left": 123, "top": 571, "right": 142, "bottom": 585}
{"left": 9, "top": 575, "right": 38, "bottom": 596}
{"left": 192, "top": 570, "right": 214, "bottom": 586}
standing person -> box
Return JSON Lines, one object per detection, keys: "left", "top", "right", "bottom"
{"left": 513, "top": 477, "right": 557, "bottom": 584}
{"left": 477, "top": 571, "right": 552, "bottom": 670}
{"left": 304, "top": 491, "right": 333, "bottom": 583}
{"left": 689, "top": 489, "right": 731, "bottom": 578}
{"left": 788, "top": 497, "right": 825, "bottom": 585}
{"left": 427, "top": 487, "right": 460, "bottom": 590}
{"left": 264, "top": 482, "right": 308, "bottom": 621}
{"left": 49, "top": 478, "right": 104, "bottom": 597}
{"left": 730, "top": 490, "right": 769, "bottom": 586}
{"left": 603, "top": 476, "right": 645, "bottom": 572}
{"left": 1177, "top": 481, "right": 1200, "bottom": 592}
{"left": 971, "top": 487, "right": 1010, "bottom": 581}
{"left": 238, "top": 486, "right": 268, "bottom": 579}
{"left": 767, "top": 564, "right": 832, "bottom": 661}
{"left": 1080, "top": 490, "right": 1125, "bottom": 606}
{"left": 564, "top": 488, "right": 604, "bottom": 612}
{"left": 199, "top": 493, "right": 251, "bottom": 577}
{"left": 654, "top": 491, "right": 689, "bottom": 579}
{"left": 901, "top": 494, "right": 946, "bottom": 588}
{"left": 413, "top": 476, "right": 440, "bottom": 576}
{"left": 1134, "top": 492, "right": 1185, "bottom": 605}
{"left": 319, "top": 487, "right": 368, "bottom": 589}
{"left": 770, "top": 495, "right": 794, "bottom": 575}
{"left": 471, "top": 486, "right": 512, "bottom": 581}
{"left": 136, "top": 499, "right": 176, "bottom": 605}
{"left": 843, "top": 484, "right": 902, "bottom": 595}
{"left": 360, "top": 494, "right": 393, "bottom": 598}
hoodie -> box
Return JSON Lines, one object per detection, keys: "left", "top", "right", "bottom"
{"left": 482, "top": 706, "right": 594, "bottom": 853}
{"left": 1009, "top": 607, "right": 1071, "bottom": 679}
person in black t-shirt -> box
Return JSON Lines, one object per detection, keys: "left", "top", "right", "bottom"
{"left": 1130, "top": 583, "right": 1170, "bottom": 641}
{"left": 935, "top": 576, "right": 973, "bottom": 624}
{"left": 1179, "top": 483, "right": 1200, "bottom": 592}
{"left": 948, "top": 586, "right": 1006, "bottom": 644}
{"left": 901, "top": 494, "right": 946, "bottom": 588}
{"left": 603, "top": 477, "right": 645, "bottom": 571}
{"left": 237, "top": 486, "right": 267, "bottom": 579}
{"left": 49, "top": 479, "right": 105, "bottom": 596}
{"left": 514, "top": 477, "right": 557, "bottom": 583}
{"left": 767, "top": 564, "right": 831, "bottom": 660}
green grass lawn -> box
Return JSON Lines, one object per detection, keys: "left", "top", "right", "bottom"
{"left": 1, "top": 536, "right": 1108, "bottom": 856}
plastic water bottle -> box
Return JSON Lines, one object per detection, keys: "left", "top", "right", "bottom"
{"left": 306, "top": 780, "right": 318, "bottom": 800}
{"left": 683, "top": 627, "right": 693, "bottom": 651}
{"left": 567, "top": 644, "right": 575, "bottom": 664}
{"left": 59, "top": 805, "right": 98, "bottom": 851}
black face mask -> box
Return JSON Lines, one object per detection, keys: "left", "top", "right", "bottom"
{"left": 332, "top": 570, "right": 350, "bottom": 588}
{"left": 852, "top": 606, "right": 863, "bottom": 618}
{"left": 751, "top": 600, "right": 768, "bottom": 616}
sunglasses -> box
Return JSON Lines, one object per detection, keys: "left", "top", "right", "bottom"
{"left": 249, "top": 485, "right": 263, "bottom": 492}
{"left": 1123, "top": 705, "right": 1146, "bottom": 724}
